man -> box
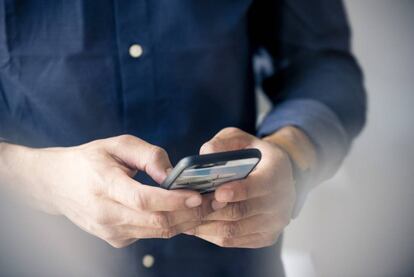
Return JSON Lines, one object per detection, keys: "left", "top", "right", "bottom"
{"left": 0, "top": 0, "right": 366, "bottom": 276}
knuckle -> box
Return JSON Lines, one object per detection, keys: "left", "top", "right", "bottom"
{"left": 192, "top": 206, "right": 203, "bottom": 220}
{"left": 116, "top": 134, "right": 135, "bottom": 145}
{"left": 200, "top": 141, "right": 217, "bottom": 153}
{"left": 280, "top": 150, "right": 292, "bottom": 166}
{"left": 202, "top": 138, "right": 231, "bottom": 154}
{"left": 200, "top": 142, "right": 210, "bottom": 153}
{"left": 191, "top": 227, "right": 199, "bottom": 236}
{"left": 160, "top": 227, "right": 177, "bottom": 239}
{"left": 222, "top": 222, "right": 239, "bottom": 238}
{"left": 221, "top": 127, "right": 241, "bottom": 135}
{"left": 150, "top": 146, "right": 167, "bottom": 162}
{"left": 218, "top": 237, "right": 233, "bottom": 248}
{"left": 228, "top": 202, "right": 248, "bottom": 220}
{"left": 150, "top": 212, "right": 170, "bottom": 228}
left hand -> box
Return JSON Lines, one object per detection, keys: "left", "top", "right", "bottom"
{"left": 185, "top": 127, "right": 296, "bottom": 248}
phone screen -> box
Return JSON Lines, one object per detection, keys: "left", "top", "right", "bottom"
{"left": 169, "top": 157, "right": 260, "bottom": 193}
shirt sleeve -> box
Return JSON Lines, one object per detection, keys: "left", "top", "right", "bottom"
{"left": 250, "top": 0, "right": 367, "bottom": 201}
{"left": 257, "top": 98, "right": 350, "bottom": 183}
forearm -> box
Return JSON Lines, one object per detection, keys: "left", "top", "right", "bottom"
{"left": 0, "top": 142, "right": 60, "bottom": 213}
{"left": 262, "top": 125, "right": 319, "bottom": 218}
{"left": 0, "top": 142, "right": 30, "bottom": 188}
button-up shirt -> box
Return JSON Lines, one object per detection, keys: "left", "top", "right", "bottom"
{"left": 0, "top": 0, "right": 366, "bottom": 276}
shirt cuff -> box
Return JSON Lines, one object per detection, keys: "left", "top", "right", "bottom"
{"left": 257, "top": 99, "right": 350, "bottom": 216}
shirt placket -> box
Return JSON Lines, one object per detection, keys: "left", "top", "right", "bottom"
{"left": 113, "top": 0, "right": 156, "bottom": 139}
{"left": 113, "top": 1, "right": 158, "bottom": 274}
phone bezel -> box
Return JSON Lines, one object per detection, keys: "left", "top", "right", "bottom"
{"left": 160, "top": 148, "right": 262, "bottom": 192}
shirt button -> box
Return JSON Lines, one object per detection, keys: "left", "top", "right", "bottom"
{"left": 129, "top": 44, "right": 143, "bottom": 58}
{"left": 142, "top": 254, "right": 155, "bottom": 268}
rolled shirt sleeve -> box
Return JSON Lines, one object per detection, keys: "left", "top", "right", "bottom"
{"left": 250, "top": 0, "right": 367, "bottom": 215}
{"left": 257, "top": 98, "right": 350, "bottom": 183}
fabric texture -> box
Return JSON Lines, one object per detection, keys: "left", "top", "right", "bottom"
{"left": 0, "top": 0, "right": 366, "bottom": 276}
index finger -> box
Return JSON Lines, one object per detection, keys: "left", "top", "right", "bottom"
{"left": 200, "top": 127, "right": 256, "bottom": 155}
{"left": 105, "top": 135, "right": 172, "bottom": 184}
{"left": 214, "top": 173, "right": 275, "bottom": 203}
{"left": 106, "top": 173, "right": 203, "bottom": 212}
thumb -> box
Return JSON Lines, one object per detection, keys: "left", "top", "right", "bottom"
{"left": 105, "top": 135, "right": 172, "bottom": 184}
{"left": 200, "top": 127, "right": 254, "bottom": 155}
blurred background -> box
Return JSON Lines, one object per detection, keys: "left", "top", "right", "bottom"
{"left": 280, "top": 0, "right": 414, "bottom": 276}
{"left": 0, "top": 0, "right": 413, "bottom": 276}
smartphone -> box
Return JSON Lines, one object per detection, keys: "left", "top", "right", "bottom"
{"left": 161, "top": 148, "right": 261, "bottom": 194}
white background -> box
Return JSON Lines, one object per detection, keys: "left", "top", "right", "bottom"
{"left": 282, "top": 1, "right": 414, "bottom": 276}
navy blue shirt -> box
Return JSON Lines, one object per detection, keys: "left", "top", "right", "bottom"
{"left": 0, "top": 0, "right": 366, "bottom": 276}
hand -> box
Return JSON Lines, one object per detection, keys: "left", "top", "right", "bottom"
{"left": 0, "top": 135, "right": 212, "bottom": 248}
{"left": 185, "top": 127, "right": 296, "bottom": 248}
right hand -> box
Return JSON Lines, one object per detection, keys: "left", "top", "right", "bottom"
{"left": 0, "top": 135, "right": 211, "bottom": 248}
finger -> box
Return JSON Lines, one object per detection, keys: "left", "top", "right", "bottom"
{"left": 130, "top": 197, "right": 214, "bottom": 229}
{"left": 211, "top": 200, "right": 227, "bottom": 211}
{"left": 106, "top": 135, "right": 172, "bottom": 184}
{"left": 191, "top": 232, "right": 280, "bottom": 249}
{"left": 105, "top": 173, "right": 202, "bottom": 211}
{"left": 91, "top": 200, "right": 158, "bottom": 227}
{"left": 65, "top": 200, "right": 203, "bottom": 244}
{"left": 89, "top": 200, "right": 200, "bottom": 229}
{"left": 123, "top": 220, "right": 203, "bottom": 239}
{"left": 189, "top": 214, "right": 280, "bottom": 238}
{"left": 215, "top": 149, "right": 295, "bottom": 204}
{"left": 117, "top": 207, "right": 209, "bottom": 229}
{"left": 203, "top": 192, "right": 228, "bottom": 211}
{"left": 213, "top": 173, "right": 275, "bottom": 203}
{"left": 62, "top": 203, "right": 137, "bottom": 247}
{"left": 204, "top": 194, "right": 278, "bottom": 221}
{"left": 167, "top": 196, "right": 215, "bottom": 225}
{"left": 200, "top": 127, "right": 256, "bottom": 154}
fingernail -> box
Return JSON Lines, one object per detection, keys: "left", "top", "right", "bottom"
{"left": 211, "top": 200, "right": 227, "bottom": 211}
{"left": 185, "top": 195, "right": 202, "bottom": 208}
{"left": 218, "top": 189, "right": 234, "bottom": 202}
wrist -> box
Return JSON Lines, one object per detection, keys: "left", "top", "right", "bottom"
{"left": 0, "top": 142, "right": 34, "bottom": 187}
{"left": 263, "top": 126, "right": 317, "bottom": 173}
{"left": 263, "top": 126, "right": 318, "bottom": 218}
{"left": 0, "top": 143, "right": 61, "bottom": 214}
